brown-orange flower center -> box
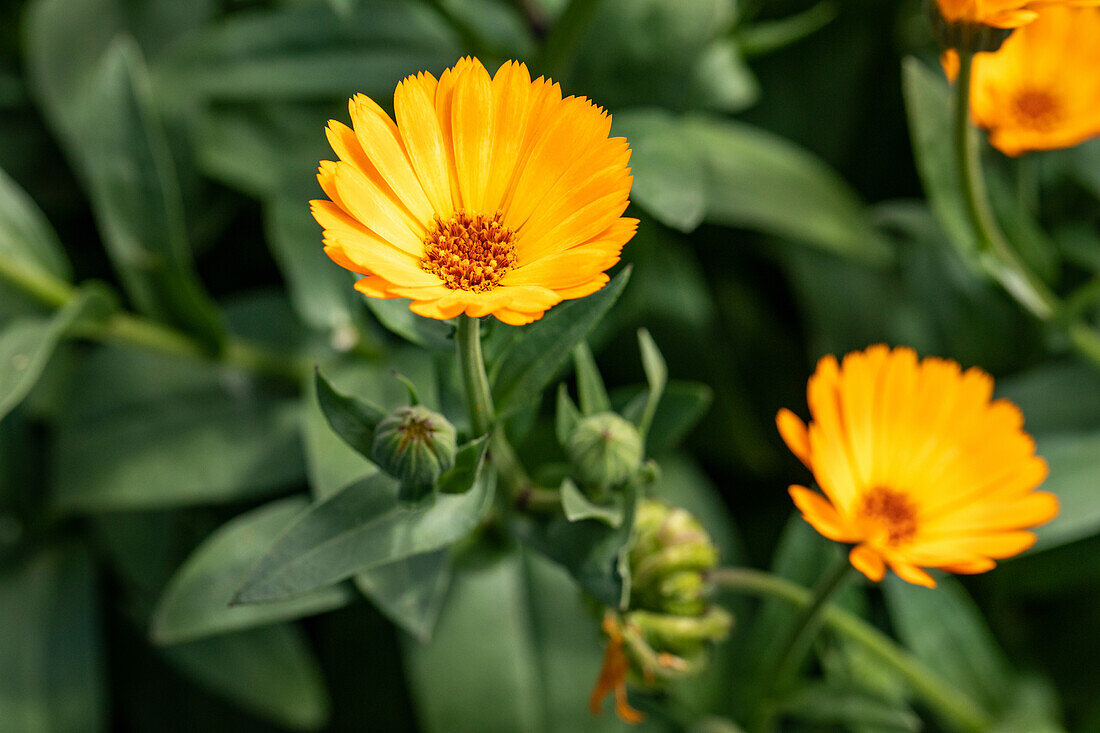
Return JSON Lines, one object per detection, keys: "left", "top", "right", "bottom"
{"left": 858, "top": 487, "right": 918, "bottom": 546}
{"left": 1013, "top": 89, "right": 1062, "bottom": 131}
{"left": 421, "top": 211, "right": 517, "bottom": 292}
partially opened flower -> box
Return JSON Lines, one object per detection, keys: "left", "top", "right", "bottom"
{"left": 944, "top": 7, "right": 1100, "bottom": 156}
{"left": 933, "top": 0, "right": 1100, "bottom": 29}
{"left": 776, "top": 345, "right": 1058, "bottom": 588}
{"left": 310, "top": 57, "right": 637, "bottom": 325}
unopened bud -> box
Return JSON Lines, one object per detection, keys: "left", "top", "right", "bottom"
{"left": 371, "top": 405, "right": 457, "bottom": 501}
{"left": 630, "top": 501, "right": 719, "bottom": 614}
{"left": 567, "top": 412, "right": 643, "bottom": 490}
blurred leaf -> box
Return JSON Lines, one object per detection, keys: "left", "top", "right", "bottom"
{"left": 314, "top": 368, "right": 387, "bottom": 460}
{"left": 366, "top": 298, "right": 454, "bottom": 350}
{"left": 616, "top": 110, "right": 890, "bottom": 261}
{"left": 990, "top": 676, "right": 1065, "bottom": 733}
{"left": 151, "top": 497, "right": 355, "bottom": 645}
{"left": 437, "top": 436, "right": 489, "bottom": 494}
{"left": 0, "top": 544, "right": 104, "bottom": 733}
{"left": 646, "top": 381, "right": 713, "bottom": 454}
{"left": 734, "top": 2, "right": 838, "bottom": 58}
{"left": 0, "top": 165, "right": 70, "bottom": 280}
{"left": 0, "top": 287, "right": 110, "bottom": 422}
{"left": 52, "top": 345, "right": 305, "bottom": 512}
{"left": 561, "top": 477, "right": 624, "bottom": 527}
{"left": 556, "top": 383, "right": 582, "bottom": 445}
{"left": 1029, "top": 432, "right": 1100, "bottom": 552}
{"left": 999, "top": 361, "right": 1100, "bottom": 435}
{"left": 493, "top": 267, "right": 631, "bottom": 415}
{"left": 901, "top": 58, "right": 978, "bottom": 256}
{"left": 265, "top": 196, "right": 360, "bottom": 337}
{"left": 573, "top": 341, "right": 610, "bottom": 415}
{"left": 66, "top": 38, "right": 224, "bottom": 346}
{"left": 354, "top": 548, "right": 452, "bottom": 643}
{"left": 687, "top": 39, "right": 760, "bottom": 114}
{"left": 234, "top": 469, "right": 494, "bottom": 604}
{"left": 883, "top": 574, "right": 1011, "bottom": 715}
{"left": 160, "top": 625, "right": 329, "bottom": 731}
{"left": 778, "top": 683, "right": 920, "bottom": 731}
{"left": 156, "top": 2, "right": 459, "bottom": 102}
{"left": 404, "top": 547, "right": 653, "bottom": 733}
{"left": 511, "top": 484, "right": 636, "bottom": 608}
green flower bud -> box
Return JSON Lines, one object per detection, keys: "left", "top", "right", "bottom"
{"left": 566, "top": 412, "right": 643, "bottom": 490}
{"left": 371, "top": 405, "right": 457, "bottom": 501}
{"left": 629, "top": 500, "right": 720, "bottom": 615}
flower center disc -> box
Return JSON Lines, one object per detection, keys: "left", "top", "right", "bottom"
{"left": 858, "top": 487, "right": 918, "bottom": 546}
{"left": 421, "top": 211, "right": 517, "bottom": 292}
{"left": 1013, "top": 90, "right": 1061, "bottom": 132}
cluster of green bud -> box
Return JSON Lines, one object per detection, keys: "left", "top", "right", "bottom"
{"left": 565, "top": 412, "right": 644, "bottom": 494}
{"left": 371, "top": 405, "right": 457, "bottom": 502}
{"left": 925, "top": 0, "right": 1013, "bottom": 54}
{"left": 617, "top": 500, "right": 732, "bottom": 687}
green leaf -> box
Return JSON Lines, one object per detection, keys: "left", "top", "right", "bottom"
{"left": 404, "top": 547, "right": 651, "bottom": 733}
{"left": 52, "top": 345, "right": 305, "bottom": 512}
{"left": 1029, "top": 432, "right": 1100, "bottom": 552}
{"left": 0, "top": 166, "right": 70, "bottom": 280}
{"left": 314, "top": 368, "right": 387, "bottom": 460}
{"left": 989, "top": 677, "right": 1065, "bottom": 733}
{"left": 492, "top": 267, "right": 631, "bottom": 414}
{"left": 234, "top": 470, "right": 494, "bottom": 604}
{"left": 160, "top": 625, "right": 329, "bottom": 731}
{"left": 645, "top": 381, "right": 713, "bottom": 454}
{"left": 901, "top": 58, "right": 979, "bottom": 256}
{"left": 354, "top": 548, "right": 452, "bottom": 643}
{"left": 0, "top": 287, "right": 109, "bottom": 422}
{"left": 999, "top": 361, "right": 1100, "bottom": 435}
{"left": 151, "top": 497, "right": 355, "bottom": 645}
{"left": 561, "top": 477, "right": 625, "bottom": 527}
{"left": 67, "top": 38, "right": 224, "bottom": 346}
{"left": 573, "top": 341, "right": 610, "bottom": 415}
{"left": 438, "top": 435, "right": 489, "bottom": 494}
{"left": 365, "top": 298, "right": 455, "bottom": 350}
{"left": 511, "top": 484, "right": 637, "bottom": 608}
{"left": 778, "top": 683, "right": 920, "bottom": 732}
{"left": 0, "top": 545, "right": 105, "bottom": 733}
{"left": 883, "top": 574, "right": 1011, "bottom": 715}
{"left": 155, "top": 3, "right": 459, "bottom": 102}
{"left": 615, "top": 110, "right": 889, "bottom": 261}
{"left": 734, "top": 1, "right": 838, "bottom": 58}
{"left": 635, "top": 328, "right": 667, "bottom": 438}
{"left": 555, "top": 383, "right": 582, "bottom": 445}
{"left": 265, "top": 196, "right": 360, "bottom": 336}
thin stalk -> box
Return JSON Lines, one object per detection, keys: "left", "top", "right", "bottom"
{"left": 456, "top": 315, "right": 495, "bottom": 435}
{"left": 953, "top": 50, "right": 1058, "bottom": 321}
{"left": 710, "top": 568, "right": 991, "bottom": 733}
{"left": 0, "top": 252, "right": 305, "bottom": 385}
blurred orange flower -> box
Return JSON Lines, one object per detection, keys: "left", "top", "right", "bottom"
{"left": 934, "top": 0, "right": 1100, "bottom": 28}
{"left": 945, "top": 7, "right": 1100, "bottom": 156}
{"left": 311, "top": 57, "right": 637, "bottom": 325}
{"left": 777, "top": 345, "right": 1058, "bottom": 588}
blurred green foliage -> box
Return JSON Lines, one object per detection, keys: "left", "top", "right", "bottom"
{"left": 2, "top": 0, "right": 1100, "bottom": 731}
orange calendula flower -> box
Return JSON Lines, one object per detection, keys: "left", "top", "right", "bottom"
{"left": 776, "top": 345, "right": 1058, "bottom": 588}
{"left": 944, "top": 7, "right": 1100, "bottom": 156}
{"left": 310, "top": 57, "right": 637, "bottom": 325}
{"left": 934, "top": 0, "right": 1100, "bottom": 29}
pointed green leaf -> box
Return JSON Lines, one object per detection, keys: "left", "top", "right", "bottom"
{"left": 561, "top": 477, "right": 624, "bottom": 527}
{"left": 635, "top": 328, "right": 667, "bottom": 438}
{"left": 314, "top": 368, "right": 386, "bottom": 460}
{"left": 354, "top": 549, "right": 452, "bottom": 643}
{"left": 0, "top": 545, "right": 105, "bottom": 733}
{"left": 151, "top": 497, "right": 355, "bottom": 645}
{"left": 493, "top": 267, "right": 631, "bottom": 414}
{"left": 160, "top": 624, "right": 329, "bottom": 731}
{"left": 437, "top": 435, "right": 489, "bottom": 494}
{"left": 0, "top": 166, "right": 70, "bottom": 281}
{"left": 235, "top": 470, "right": 495, "bottom": 604}
{"left": 555, "top": 384, "right": 581, "bottom": 446}
{"left": 573, "top": 341, "right": 610, "bottom": 415}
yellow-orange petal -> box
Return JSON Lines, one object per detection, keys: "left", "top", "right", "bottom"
{"left": 789, "top": 486, "right": 859, "bottom": 543}
{"left": 776, "top": 409, "right": 811, "bottom": 467}
{"left": 849, "top": 545, "right": 886, "bottom": 582}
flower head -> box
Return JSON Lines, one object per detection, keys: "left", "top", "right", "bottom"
{"left": 311, "top": 57, "right": 637, "bottom": 325}
{"left": 933, "top": 0, "right": 1100, "bottom": 29}
{"left": 944, "top": 7, "right": 1100, "bottom": 156}
{"left": 777, "top": 345, "right": 1058, "bottom": 588}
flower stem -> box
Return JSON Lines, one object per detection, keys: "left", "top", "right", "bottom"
{"left": 710, "top": 567, "right": 991, "bottom": 733}
{"left": 456, "top": 315, "right": 495, "bottom": 435}
{"left": 953, "top": 50, "right": 1059, "bottom": 321}
{"left": 0, "top": 252, "right": 304, "bottom": 385}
